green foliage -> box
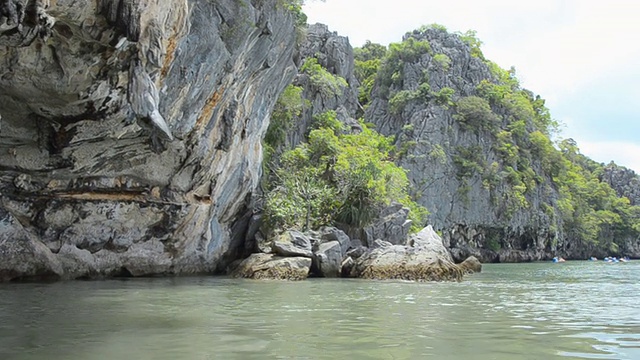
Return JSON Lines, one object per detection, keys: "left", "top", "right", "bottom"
{"left": 429, "top": 144, "right": 447, "bottom": 164}
{"left": 433, "top": 87, "right": 455, "bottom": 107}
{"left": 310, "top": 110, "right": 344, "bottom": 133}
{"left": 263, "top": 112, "right": 428, "bottom": 235}
{"left": 418, "top": 23, "right": 448, "bottom": 33}
{"left": 452, "top": 146, "right": 485, "bottom": 180}
{"left": 264, "top": 85, "right": 307, "bottom": 149}
{"left": 396, "top": 140, "right": 417, "bottom": 159}
{"left": 457, "top": 30, "right": 484, "bottom": 59}
{"left": 354, "top": 41, "right": 388, "bottom": 62}
{"left": 486, "top": 236, "right": 501, "bottom": 251}
{"left": 454, "top": 96, "right": 499, "bottom": 131}
{"left": 354, "top": 41, "right": 387, "bottom": 112}
{"left": 301, "top": 57, "right": 348, "bottom": 97}
{"left": 389, "top": 90, "right": 418, "bottom": 115}
{"left": 377, "top": 37, "right": 432, "bottom": 97}
{"left": 482, "top": 162, "right": 501, "bottom": 190}
{"left": 433, "top": 53, "right": 451, "bottom": 71}
{"left": 277, "top": 0, "right": 308, "bottom": 29}
{"left": 553, "top": 143, "right": 640, "bottom": 252}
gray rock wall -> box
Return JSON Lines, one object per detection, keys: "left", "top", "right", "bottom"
{"left": 601, "top": 163, "right": 640, "bottom": 206}
{"left": 365, "top": 28, "right": 560, "bottom": 259}
{"left": 287, "top": 23, "right": 359, "bottom": 148}
{"left": 0, "top": 0, "right": 298, "bottom": 281}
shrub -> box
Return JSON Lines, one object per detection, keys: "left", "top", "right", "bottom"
{"left": 433, "top": 87, "right": 455, "bottom": 107}
{"left": 264, "top": 84, "right": 306, "bottom": 148}
{"left": 389, "top": 90, "right": 418, "bottom": 115}
{"left": 453, "top": 96, "right": 499, "bottom": 131}
{"left": 433, "top": 53, "right": 451, "bottom": 71}
{"left": 263, "top": 120, "right": 428, "bottom": 234}
{"left": 300, "top": 57, "right": 348, "bottom": 97}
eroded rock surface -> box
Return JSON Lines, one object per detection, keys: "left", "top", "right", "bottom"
{"left": 347, "top": 225, "right": 462, "bottom": 281}
{"left": 366, "top": 27, "right": 559, "bottom": 260}
{"left": 0, "top": 0, "right": 298, "bottom": 281}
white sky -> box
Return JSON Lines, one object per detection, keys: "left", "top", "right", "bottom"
{"left": 303, "top": 0, "right": 640, "bottom": 173}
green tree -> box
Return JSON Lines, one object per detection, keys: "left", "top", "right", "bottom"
{"left": 300, "top": 57, "right": 349, "bottom": 97}
{"left": 263, "top": 113, "right": 428, "bottom": 235}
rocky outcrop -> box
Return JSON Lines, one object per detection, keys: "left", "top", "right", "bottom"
{"left": 0, "top": 0, "right": 299, "bottom": 281}
{"left": 231, "top": 253, "right": 312, "bottom": 281}
{"left": 312, "top": 240, "right": 342, "bottom": 277}
{"left": 601, "top": 163, "right": 640, "bottom": 206}
{"left": 271, "top": 231, "right": 313, "bottom": 258}
{"left": 365, "top": 27, "right": 560, "bottom": 260}
{"left": 458, "top": 256, "right": 482, "bottom": 274}
{"left": 350, "top": 225, "right": 462, "bottom": 281}
{"left": 285, "top": 22, "right": 359, "bottom": 149}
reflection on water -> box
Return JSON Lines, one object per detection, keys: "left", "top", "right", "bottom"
{"left": 0, "top": 262, "right": 638, "bottom": 359}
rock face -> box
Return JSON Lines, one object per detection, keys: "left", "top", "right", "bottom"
{"left": 285, "top": 22, "right": 359, "bottom": 149}
{"left": 362, "top": 202, "right": 412, "bottom": 246}
{"left": 348, "top": 225, "right": 463, "bottom": 281}
{"left": 0, "top": 0, "right": 298, "bottom": 281}
{"left": 365, "top": 28, "right": 559, "bottom": 260}
{"left": 601, "top": 163, "right": 640, "bottom": 206}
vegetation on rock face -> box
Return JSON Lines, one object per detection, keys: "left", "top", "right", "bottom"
{"left": 554, "top": 140, "right": 640, "bottom": 253}
{"left": 453, "top": 96, "right": 499, "bottom": 132}
{"left": 264, "top": 47, "right": 429, "bottom": 239}
{"left": 264, "top": 84, "right": 307, "bottom": 150}
{"left": 263, "top": 109, "right": 427, "bottom": 236}
{"left": 300, "top": 57, "right": 348, "bottom": 97}
{"left": 354, "top": 41, "right": 387, "bottom": 116}
{"left": 262, "top": 14, "right": 640, "bottom": 258}
{"left": 353, "top": 24, "right": 640, "bottom": 256}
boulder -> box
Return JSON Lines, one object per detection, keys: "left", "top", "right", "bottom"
{"left": 271, "top": 231, "right": 313, "bottom": 258}
{"left": 0, "top": 207, "right": 63, "bottom": 281}
{"left": 313, "top": 241, "right": 343, "bottom": 278}
{"left": 458, "top": 256, "right": 482, "bottom": 274}
{"left": 231, "top": 253, "right": 311, "bottom": 281}
{"left": 408, "top": 225, "right": 453, "bottom": 262}
{"left": 351, "top": 226, "right": 463, "bottom": 281}
{"left": 319, "top": 227, "right": 351, "bottom": 256}
{"left": 352, "top": 244, "right": 462, "bottom": 281}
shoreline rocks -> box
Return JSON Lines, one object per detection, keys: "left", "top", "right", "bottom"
{"left": 231, "top": 253, "right": 312, "bottom": 281}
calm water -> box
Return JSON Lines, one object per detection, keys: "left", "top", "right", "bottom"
{"left": 0, "top": 262, "right": 639, "bottom": 360}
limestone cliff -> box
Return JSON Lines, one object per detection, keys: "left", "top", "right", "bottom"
{"left": 365, "top": 28, "right": 560, "bottom": 262}
{"left": 0, "top": 0, "right": 298, "bottom": 281}
{"left": 285, "top": 23, "right": 359, "bottom": 150}
{"left": 601, "top": 163, "right": 640, "bottom": 206}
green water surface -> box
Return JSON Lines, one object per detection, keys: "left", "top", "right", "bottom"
{"left": 1, "top": 261, "right": 638, "bottom": 359}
